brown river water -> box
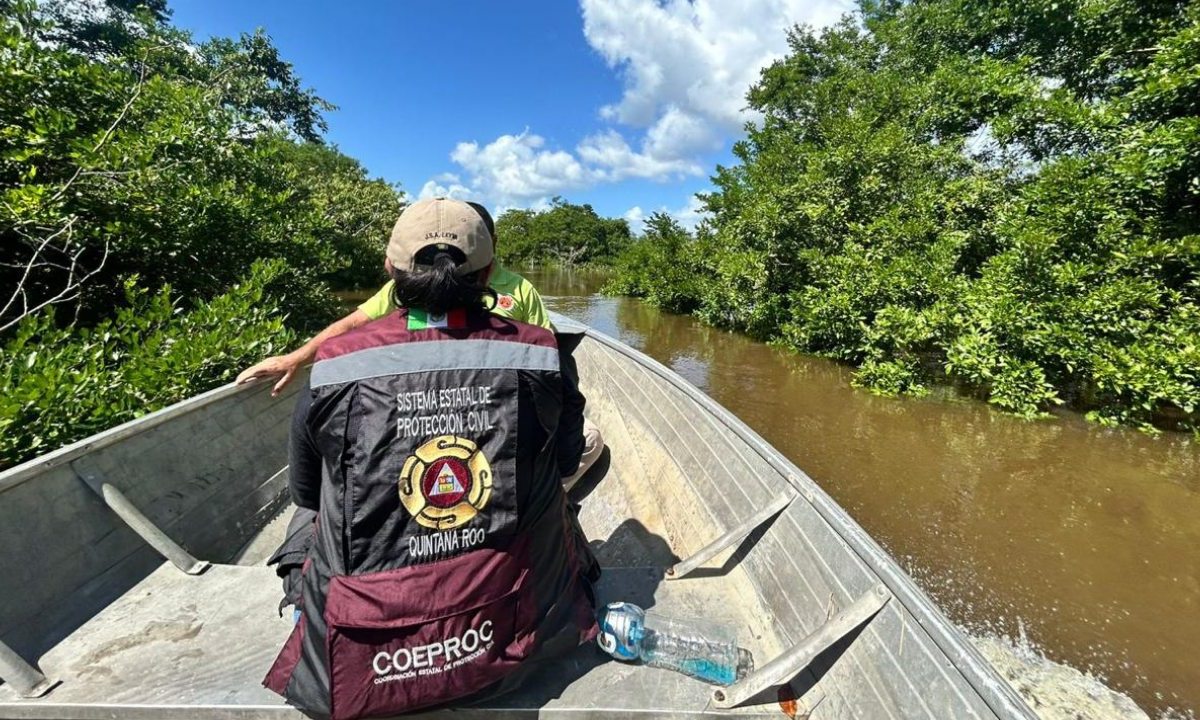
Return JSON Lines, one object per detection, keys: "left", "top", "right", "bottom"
{"left": 517, "top": 266, "right": 1200, "bottom": 718}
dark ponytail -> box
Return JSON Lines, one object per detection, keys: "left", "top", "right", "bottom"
{"left": 389, "top": 253, "right": 495, "bottom": 316}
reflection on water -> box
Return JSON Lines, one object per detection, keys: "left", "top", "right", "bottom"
{"left": 525, "top": 266, "right": 1200, "bottom": 717}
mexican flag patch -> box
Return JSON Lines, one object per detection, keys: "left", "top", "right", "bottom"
{"left": 408, "top": 308, "right": 467, "bottom": 330}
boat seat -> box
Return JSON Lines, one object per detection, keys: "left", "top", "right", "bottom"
{"left": 0, "top": 564, "right": 777, "bottom": 718}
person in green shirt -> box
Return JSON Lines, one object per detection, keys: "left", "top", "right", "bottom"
{"left": 237, "top": 202, "right": 550, "bottom": 395}
{"left": 236, "top": 200, "right": 603, "bottom": 486}
{"left": 356, "top": 263, "right": 550, "bottom": 329}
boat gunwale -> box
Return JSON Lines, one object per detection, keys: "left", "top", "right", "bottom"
{"left": 574, "top": 321, "right": 1036, "bottom": 720}
{"left": 0, "top": 378, "right": 277, "bottom": 496}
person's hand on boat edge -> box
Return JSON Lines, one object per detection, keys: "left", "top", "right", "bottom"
{"left": 236, "top": 352, "right": 302, "bottom": 396}
{"left": 237, "top": 309, "right": 374, "bottom": 396}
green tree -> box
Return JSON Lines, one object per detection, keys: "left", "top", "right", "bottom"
{"left": 0, "top": 0, "right": 405, "bottom": 466}
{"left": 0, "top": 260, "right": 302, "bottom": 467}
{"left": 609, "top": 0, "right": 1199, "bottom": 432}
{"left": 604, "top": 211, "right": 708, "bottom": 313}
{"left": 0, "top": 0, "right": 401, "bottom": 331}
{"left": 495, "top": 197, "right": 631, "bottom": 266}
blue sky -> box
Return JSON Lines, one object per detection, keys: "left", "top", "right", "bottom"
{"left": 171, "top": 0, "right": 850, "bottom": 231}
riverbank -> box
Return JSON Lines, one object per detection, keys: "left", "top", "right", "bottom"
{"left": 523, "top": 265, "right": 1199, "bottom": 719}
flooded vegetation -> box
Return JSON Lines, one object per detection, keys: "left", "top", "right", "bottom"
{"left": 526, "top": 266, "right": 1200, "bottom": 718}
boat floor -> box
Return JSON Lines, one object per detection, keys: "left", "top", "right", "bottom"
{"left": 0, "top": 564, "right": 780, "bottom": 719}
{"left": 0, "top": 468, "right": 793, "bottom": 718}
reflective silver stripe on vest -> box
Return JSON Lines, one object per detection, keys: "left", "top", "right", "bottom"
{"left": 311, "top": 339, "right": 559, "bottom": 388}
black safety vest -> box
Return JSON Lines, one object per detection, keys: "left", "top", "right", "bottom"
{"left": 264, "top": 309, "right": 597, "bottom": 719}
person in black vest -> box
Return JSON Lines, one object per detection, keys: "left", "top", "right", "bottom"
{"left": 264, "top": 198, "right": 599, "bottom": 719}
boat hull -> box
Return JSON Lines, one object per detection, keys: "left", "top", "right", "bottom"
{"left": 0, "top": 318, "right": 1034, "bottom": 719}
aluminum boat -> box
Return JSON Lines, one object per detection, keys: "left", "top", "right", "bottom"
{"left": 0, "top": 313, "right": 1035, "bottom": 719}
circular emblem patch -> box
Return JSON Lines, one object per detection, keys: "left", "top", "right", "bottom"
{"left": 399, "top": 436, "right": 492, "bottom": 530}
{"left": 497, "top": 294, "right": 515, "bottom": 311}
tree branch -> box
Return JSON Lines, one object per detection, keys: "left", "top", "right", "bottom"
{"left": 0, "top": 228, "right": 111, "bottom": 334}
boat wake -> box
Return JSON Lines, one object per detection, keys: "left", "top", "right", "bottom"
{"left": 969, "top": 628, "right": 1190, "bottom": 720}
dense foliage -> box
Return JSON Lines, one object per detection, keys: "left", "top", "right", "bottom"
{"left": 0, "top": 0, "right": 401, "bottom": 468}
{"left": 608, "top": 0, "right": 1199, "bottom": 433}
{"left": 496, "top": 197, "right": 632, "bottom": 266}
{"left": 0, "top": 261, "right": 305, "bottom": 464}
{"left": 606, "top": 211, "right": 712, "bottom": 314}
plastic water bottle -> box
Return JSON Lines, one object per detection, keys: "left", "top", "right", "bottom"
{"left": 597, "top": 602, "right": 754, "bottom": 686}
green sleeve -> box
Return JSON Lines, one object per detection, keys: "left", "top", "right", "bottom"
{"left": 520, "top": 284, "right": 552, "bottom": 330}
{"left": 357, "top": 281, "right": 395, "bottom": 320}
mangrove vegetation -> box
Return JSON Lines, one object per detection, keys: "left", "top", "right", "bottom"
{"left": 495, "top": 197, "right": 632, "bottom": 267}
{"left": 0, "top": 0, "right": 401, "bottom": 468}
{"left": 607, "top": 0, "right": 1200, "bottom": 433}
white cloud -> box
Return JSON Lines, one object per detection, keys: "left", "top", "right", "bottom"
{"left": 623, "top": 205, "right": 647, "bottom": 233}
{"left": 429, "top": 0, "right": 849, "bottom": 211}
{"left": 671, "top": 194, "right": 709, "bottom": 232}
{"left": 448, "top": 131, "right": 593, "bottom": 208}
{"left": 643, "top": 106, "right": 723, "bottom": 161}
{"left": 624, "top": 194, "right": 710, "bottom": 234}
{"left": 582, "top": 0, "right": 850, "bottom": 131}
{"left": 416, "top": 173, "right": 475, "bottom": 201}
{"left": 577, "top": 130, "right": 702, "bottom": 181}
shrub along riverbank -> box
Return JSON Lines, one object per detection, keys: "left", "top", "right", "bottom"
{"left": 606, "top": 0, "right": 1199, "bottom": 434}
{"left": 495, "top": 197, "right": 632, "bottom": 267}
{"left": 0, "top": 1, "right": 402, "bottom": 469}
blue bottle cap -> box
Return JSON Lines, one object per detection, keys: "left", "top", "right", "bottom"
{"left": 597, "top": 601, "right": 644, "bottom": 661}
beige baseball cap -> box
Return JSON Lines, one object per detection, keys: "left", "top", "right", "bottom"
{"left": 386, "top": 198, "right": 494, "bottom": 274}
